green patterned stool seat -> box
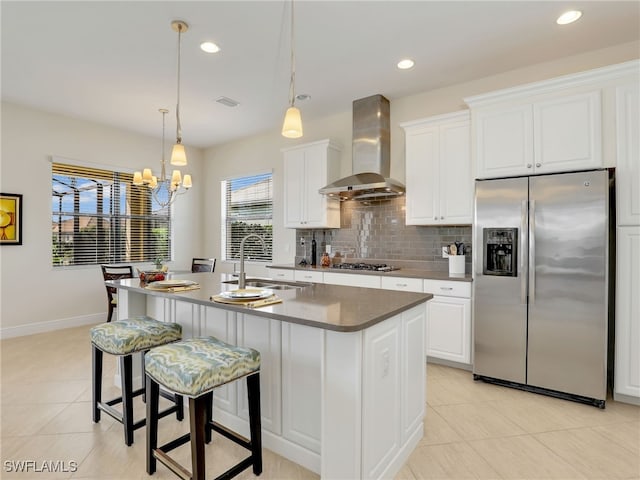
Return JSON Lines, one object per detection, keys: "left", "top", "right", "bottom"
{"left": 145, "top": 337, "right": 261, "bottom": 397}
{"left": 90, "top": 316, "right": 182, "bottom": 355}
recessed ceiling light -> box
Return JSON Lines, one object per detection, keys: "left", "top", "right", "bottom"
{"left": 200, "top": 41, "right": 220, "bottom": 53}
{"left": 556, "top": 10, "right": 582, "bottom": 25}
{"left": 397, "top": 59, "right": 415, "bottom": 70}
{"left": 296, "top": 93, "right": 311, "bottom": 101}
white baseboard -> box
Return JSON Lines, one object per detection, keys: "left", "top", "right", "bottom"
{"left": 0, "top": 312, "right": 105, "bottom": 339}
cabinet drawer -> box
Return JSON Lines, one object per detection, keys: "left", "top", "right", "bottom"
{"left": 267, "top": 269, "right": 295, "bottom": 281}
{"left": 323, "top": 272, "right": 381, "bottom": 289}
{"left": 423, "top": 279, "right": 470, "bottom": 298}
{"left": 294, "top": 270, "right": 324, "bottom": 283}
{"left": 380, "top": 276, "right": 423, "bottom": 292}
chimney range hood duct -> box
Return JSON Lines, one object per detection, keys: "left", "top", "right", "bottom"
{"left": 319, "top": 94, "right": 405, "bottom": 201}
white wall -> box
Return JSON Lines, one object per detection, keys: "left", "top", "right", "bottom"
{"left": 1, "top": 41, "right": 637, "bottom": 336}
{"left": 204, "top": 41, "right": 640, "bottom": 277}
{"left": 0, "top": 103, "right": 204, "bottom": 337}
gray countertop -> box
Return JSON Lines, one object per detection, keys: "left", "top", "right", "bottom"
{"left": 109, "top": 273, "right": 432, "bottom": 333}
{"left": 268, "top": 263, "right": 473, "bottom": 282}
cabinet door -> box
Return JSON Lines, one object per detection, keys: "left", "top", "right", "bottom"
{"left": 303, "top": 145, "right": 328, "bottom": 227}
{"left": 616, "top": 83, "right": 640, "bottom": 226}
{"left": 440, "top": 120, "right": 472, "bottom": 224}
{"left": 202, "top": 308, "right": 237, "bottom": 415}
{"left": 401, "top": 305, "right": 426, "bottom": 443}
{"left": 281, "top": 323, "right": 322, "bottom": 453}
{"left": 475, "top": 105, "right": 534, "bottom": 179}
{"left": 362, "top": 315, "right": 401, "bottom": 479}
{"left": 615, "top": 226, "right": 640, "bottom": 400}
{"left": 284, "top": 148, "right": 306, "bottom": 227}
{"left": 534, "top": 91, "right": 602, "bottom": 173}
{"left": 405, "top": 126, "right": 439, "bottom": 225}
{"left": 426, "top": 296, "right": 471, "bottom": 364}
{"left": 236, "top": 314, "right": 282, "bottom": 434}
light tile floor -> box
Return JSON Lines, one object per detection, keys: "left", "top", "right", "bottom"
{"left": 1, "top": 325, "right": 639, "bottom": 479}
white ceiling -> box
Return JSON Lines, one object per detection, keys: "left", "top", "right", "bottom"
{"left": 2, "top": 1, "right": 638, "bottom": 148}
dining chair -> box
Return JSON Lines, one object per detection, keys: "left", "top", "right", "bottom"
{"left": 191, "top": 258, "right": 216, "bottom": 273}
{"left": 101, "top": 265, "right": 134, "bottom": 322}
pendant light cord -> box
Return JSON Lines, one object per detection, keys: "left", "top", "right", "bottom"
{"left": 160, "top": 109, "right": 167, "bottom": 181}
{"left": 176, "top": 24, "right": 183, "bottom": 144}
{"left": 288, "top": 0, "right": 296, "bottom": 108}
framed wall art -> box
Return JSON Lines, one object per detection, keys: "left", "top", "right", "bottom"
{"left": 0, "top": 193, "right": 23, "bottom": 245}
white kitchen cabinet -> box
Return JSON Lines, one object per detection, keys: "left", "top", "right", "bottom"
{"left": 616, "top": 82, "right": 640, "bottom": 226}
{"left": 294, "top": 269, "right": 324, "bottom": 283}
{"left": 202, "top": 307, "right": 238, "bottom": 415}
{"left": 380, "top": 276, "right": 423, "bottom": 293}
{"left": 471, "top": 91, "right": 601, "bottom": 179}
{"left": 283, "top": 139, "right": 341, "bottom": 228}
{"left": 236, "top": 314, "right": 282, "bottom": 434}
{"left": 267, "top": 268, "right": 295, "bottom": 281}
{"left": 615, "top": 227, "right": 640, "bottom": 404}
{"left": 323, "top": 271, "right": 381, "bottom": 289}
{"left": 281, "top": 323, "right": 322, "bottom": 453}
{"left": 423, "top": 279, "right": 471, "bottom": 365}
{"left": 401, "top": 111, "right": 472, "bottom": 225}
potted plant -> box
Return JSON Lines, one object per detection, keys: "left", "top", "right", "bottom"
{"left": 154, "top": 257, "right": 163, "bottom": 271}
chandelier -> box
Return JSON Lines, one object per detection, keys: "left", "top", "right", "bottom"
{"left": 133, "top": 20, "right": 191, "bottom": 207}
{"left": 133, "top": 108, "right": 192, "bottom": 207}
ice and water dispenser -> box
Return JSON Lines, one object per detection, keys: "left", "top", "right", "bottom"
{"left": 483, "top": 228, "right": 518, "bottom": 277}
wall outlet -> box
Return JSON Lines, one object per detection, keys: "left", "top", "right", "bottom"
{"left": 442, "top": 246, "right": 450, "bottom": 258}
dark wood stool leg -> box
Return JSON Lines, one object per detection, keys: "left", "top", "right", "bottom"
{"left": 176, "top": 392, "right": 184, "bottom": 421}
{"left": 247, "top": 372, "right": 263, "bottom": 475}
{"left": 190, "top": 395, "right": 208, "bottom": 480}
{"left": 141, "top": 351, "right": 147, "bottom": 403}
{"left": 120, "top": 355, "right": 134, "bottom": 446}
{"left": 92, "top": 345, "right": 103, "bottom": 423}
{"left": 204, "top": 391, "right": 213, "bottom": 444}
{"left": 146, "top": 374, "right": 160, "bottom": 475}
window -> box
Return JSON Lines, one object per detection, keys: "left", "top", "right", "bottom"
{"left": 221, "top": 172, "right": 273, "bottom": 262}
{"left": 51, "top": 162, "right": 171, "bottom": 267}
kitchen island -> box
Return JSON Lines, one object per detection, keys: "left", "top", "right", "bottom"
{"left": 109, "top": 273, "right": 432, "bottom": 480}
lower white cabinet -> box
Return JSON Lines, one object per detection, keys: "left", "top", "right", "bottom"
{"left": 323, "top": 271, "right": 381, "bottom": 288}
{"left": 236, "top": 314, "right": 282, "bottom": 435}
{"left": 282, "top": 323, "right": 322, "bottom": 453}
{"left": 423, "top": 280, "right": 471, "bottom": 365}
{"left": 267, "top": 268, "right": 295, "bottom": 281}
{"left": 294, "top": 270, "right": 324, "bottom": 283}
{"left": 615, "top": 226, "right": 640, "bottom": 402}
{"left": 381, "top": 276, "right": 423, "bottom": 293}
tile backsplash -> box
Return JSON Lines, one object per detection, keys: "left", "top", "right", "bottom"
{"left": 295, "top": 197, "right": 472, "bottom": 271}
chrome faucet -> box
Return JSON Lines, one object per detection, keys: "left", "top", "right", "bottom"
{"left": 238, "top": 234, "right": 266, "bottom": 289}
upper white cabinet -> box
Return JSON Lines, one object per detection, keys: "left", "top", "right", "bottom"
{"left": 471, "top": 91, "right": 601, "bottom": 178}
{"left": 616, "top": 82, "right": 640, "bottom": 226}
{"left": 401, "top": 111, "right": 472, "bottom": 225}
{"left": 283, "top": 139, "right": 341, "bottom": 228}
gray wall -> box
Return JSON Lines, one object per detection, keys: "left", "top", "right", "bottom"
{"left": 295, "top": 197, "right": 472, "bottom": 272}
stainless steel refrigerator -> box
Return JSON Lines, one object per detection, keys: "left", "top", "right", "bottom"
{"left": 473, "top": 169, "right": 613, "bottom": 408}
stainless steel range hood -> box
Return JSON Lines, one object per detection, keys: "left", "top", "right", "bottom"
{"left": 319, "top": 94, "right": 405, "bottom": 201}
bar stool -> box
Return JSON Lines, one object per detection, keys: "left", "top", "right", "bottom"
{"left": 145, "top": 336, "right": 262, "bottom": 480}
{"left": 90, "top": 316, "right": 184, "bottom": 446}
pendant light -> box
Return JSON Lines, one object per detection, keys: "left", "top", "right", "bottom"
{"left": 171, "top": 20, "right": 188, "bottom": 165}
{"left": 133, "top": 109, "right": 192, "bottom": 208}
{"left": 281, "top": 0, "right": 303, "bottom": 138}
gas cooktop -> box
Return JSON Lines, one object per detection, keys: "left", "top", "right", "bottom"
{"left": 331, "top": 262, "right": 400, "bottom": 272}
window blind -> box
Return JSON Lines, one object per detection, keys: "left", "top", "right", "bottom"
{"left": 222, "top": 173, "right": 273, "bottom": 262}
{"left": 52, "top": 162, "right": 171, "bottom": 267}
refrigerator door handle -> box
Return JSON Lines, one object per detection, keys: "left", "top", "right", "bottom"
{"left": 529, "top": 199, "right": 536, "bottom": 304}
{"left": 520, "top": 200, "right": 528, "bottom": 304}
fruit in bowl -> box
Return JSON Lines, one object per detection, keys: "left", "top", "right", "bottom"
{"left": 138, "top": 270, "right": 166, "bottom": 283}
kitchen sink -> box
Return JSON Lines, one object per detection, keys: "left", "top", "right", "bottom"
{"left": 223, "top": 279, "right": 312, "bottom": 290}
